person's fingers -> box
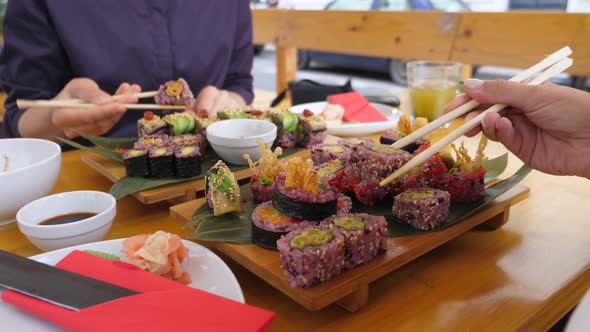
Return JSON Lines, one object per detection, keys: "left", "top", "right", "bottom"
{"left": 64, "top": 78, "right": 112, "bottom": 104}
{"left": 210, "top": 90, "right": 230, "bottom": 115}
{"left": 462, "top": 111, "right": 484, "bottom": 137}
{"left": 53, "top": 103, "right": 127, "bottom": 129}
{"left": 463, "top": 79, "right": 546, "bottom": 112}
{"left": 194, "top": 86, "right": 219, "bottom": 116}
{"left": 481, "top": 112, "right": 502, "bottom": 141}
{"left": 115, "top": 83, "right": 131, "bottom": 95}
{"left": 443, "top": 93, "right": 471, "bottom": 114}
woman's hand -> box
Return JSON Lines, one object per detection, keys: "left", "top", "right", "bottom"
{"left": 18, "top": 78, "right": 140, "bottom": 140}
{"left": 445, "top": 79, "right": 590, "bottom": 178}
{"left": 193, "top": 86, "right": 246, "bottom": 117}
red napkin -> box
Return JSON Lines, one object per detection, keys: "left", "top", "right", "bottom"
{"left": 328, "top": 92, "right": 388, "bottom": 123}
{"left": 2, "top": 251, "right": 275, "bottom": 332}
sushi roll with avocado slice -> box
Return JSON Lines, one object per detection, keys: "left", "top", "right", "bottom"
{"left": 272, "top": 158, "right": 339, "bottom": 222}
{"left": 244, "top": 108, "right": 272, "bottom": 121}
{"left": 315, "top": 159, "right": 347, "bottom": 193}
{"left": 123, "top": 149, "right": 149, "bottom": 177}
{"left": 251, "top": 201, "right": 312, "bottom": 250}
{"left": 277, "top": 226, "right": 345, "bottom": 288}
{"left": 297, "top": 109, "right": 327, "bottom": 148}
{"left": 218, "top": 108, "right": 248, "bottom": 120}
{"left": 205, "top": 161, "right": 242, "bottom": 216}
{"left": 137, "top": 111, "right": 167, "bottom": 138}
{"left": 163, "top": 113, "right": 196, "bottom": 136}
{"left": 311, "top": 144, "right": 351, "bottom": 166}
{"left": 393, "top": 188, "right": 451, "bottom": 230}
{"left": 148, "top": 147, "right": 174, "bottom": 178}
{"left": 270, "top": 109, "right": 299, "bottom": 148}
{"left": 174, "top": 146, "right": 202, "bottom": 178}
{"left": 320, "top": 213, "right": 388, "bottom": 269}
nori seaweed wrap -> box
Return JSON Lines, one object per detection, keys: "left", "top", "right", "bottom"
{"left": 174, "top": 146, "right": 202, "bottom": 178}
{"left": 148, "top": 147, "right": 174, "bottom": 178}
{"left": 123, "top": 149, "right": 149, "bottom": 177}
{"left": 251, "top": 201, "right": 312, "bottom": 250}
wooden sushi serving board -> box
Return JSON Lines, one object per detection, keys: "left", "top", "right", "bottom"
{"left": 169, "top": 184, "right": 530, "bottom": 312}
{"left": 81, "top": 150, "right": 310, "bottom": 204}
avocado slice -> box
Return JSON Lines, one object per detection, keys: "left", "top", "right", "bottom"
{"left": 276, "top": 111, "right": 298, "bottom": 133}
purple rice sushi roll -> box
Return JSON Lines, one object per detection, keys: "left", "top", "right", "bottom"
{"left": 270, "top": 109, "right": 299, "bottom": 148}
{"left": 297, "top": 110, "right": 327, "bottom": 148}
{"left": 379, "top": 132, "right": 430, "bottom": 154}
{"left": 249, "top": 177, "right": 275, "bottom": 203}
{"left": 137, "top": 111, "right": 167, "bottom": 138}
{"left": 123, "top": 149, "right": 149, "bottom": 177}
{"left": 393, "top": 188, "right": 451, "bottom": 230}
{"left": 251, "top": 201, "right": 312, "bottom": 250}
{"left": 277, "top": 226, "right": 346, "bottom": 288}
{"left": 174, "top": 146, "right": 202, "bottom": 178}
{"left": 337, "top": 137, "right": 374, "bottom": 150}
{"left": 320, "top": 213, "right": 388, "bottom": 269}
{"left": 311, "top": 144, "right": 351, "bottom": 166}
{"left": 133, "top": 135, "right": 168, "bottom": 151}
{"left": 148, "top": 147, "right": 174, "bottom": 178}
{"left": 155, "top": 78, "right": 195, "bottom": 107}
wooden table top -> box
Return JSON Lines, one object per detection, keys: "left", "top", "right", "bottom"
{"left": 1, "top": 136, "right": 589, "bottom": 331}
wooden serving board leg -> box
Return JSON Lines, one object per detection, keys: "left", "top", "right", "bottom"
{"left": 477, "top": 206, "right": 510, "bottom": 231}
{"left": 336, "top": 283, "right": 369, "bottom": 312}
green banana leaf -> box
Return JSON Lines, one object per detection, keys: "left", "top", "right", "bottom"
{"left": 483, "top": 153, "right": 508, "bottom": 183}
{"left": 108, "top": 148, "right": 304, "bottom": 200}
{"left": 187, "top": 158, "right": 527, "bottom": 245}
{"left": 57, "top": 137, "right": 123, "bottom": 162}
{"left": 74, "top": 130, "right": 137, "bottom": 150}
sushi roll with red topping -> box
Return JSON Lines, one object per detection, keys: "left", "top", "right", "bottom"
{"left": 137, "top": 111, "right": 167, "bottom": 137}
{"left": 277, "top": 226, "right": 345, "bottom": 288}
{"left": 251, "top": 201, "right": 312, "bottom": 250}
{"left": 393, "top": 188, "right": 451, "bottom": 230}
{"left": 297, "top": 109, "right": 327, "bottom": 148}
{"left": 320, "top": 213, "right": 388, "bottom": 269}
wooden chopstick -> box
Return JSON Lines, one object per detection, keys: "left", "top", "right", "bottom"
{"left": 16, "top": 99, "right": 186, "bottom": 110}
{"left": 379, "top": 57, "right": 573, "bottom": 187}
{"left": 57, "top": 91, "right": 159, "bottom": 105}
{"left": 391, "top": 46, "right": 573, "bottom": 150}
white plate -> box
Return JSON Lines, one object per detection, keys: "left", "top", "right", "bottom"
{"left": 0, "top": 239, "right": 244, "bottom": 332}
{"left": 290, "top": 101, "right": 402, "bottom": 137}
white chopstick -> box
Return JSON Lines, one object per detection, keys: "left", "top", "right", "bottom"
{"left": 16, "top": 99, "right": 186, "bottom": 110}
{"left": 58, "top": 91, "right": 159, "bottom": 105}
{"left": 379, "top": 57, "right": 573, "bottom": 187}
{"left": 391, "top": 46, "right": 573, "bottom": 150}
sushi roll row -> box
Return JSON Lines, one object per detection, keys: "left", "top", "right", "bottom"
{"left": 277, "top": 213, "right": 388, "bottom": 288}
{"left": 137, "top": 112, "right": 197, "bottom": 137}
{"left": 123, "top": 146, "right": 201, "bottom": 178}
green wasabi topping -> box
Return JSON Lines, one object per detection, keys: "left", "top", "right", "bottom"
{"left": 84, "top": 250, "right": 120, "bottom": 261}
{"left": 290, "top": 229, "right": 334, "bottom": 249}
{"left": 323, "top": 146, "right": 344, "bottom": 153}
{"left": 181, "top": 146, "right": 197, "bottom": 155}
{"left": 153, "top": 147, "right": 168, "bottom": 156}
{"left": 333, "top": 217, "right": 365, "bottom": 231}
{"left": 401, "top": 189, "right": 436, "bottom": 200}
{"left": 128, "top": 150, "right": 146, "bottom": 157}
{"left": 276, "top": 111, "right": 298, "bottom": 133}
{"left": 259, "top": 177, "right": 273, "bottom": 186}
{"left": 317, "top": 160, "right": 344, "bottom": 177}
{"left": 371, "top": 144, "right": 404, "bottom": 155}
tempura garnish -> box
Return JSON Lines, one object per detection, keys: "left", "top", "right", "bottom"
{"left": 2, "top": 154, "right": 9, "bottom": 173}
{"left": 449, "top": 135, "right": 488, "bottom": 173}
{"left": 244, "top": 139, "right": 285, "bottom": 185}
{"left": 395, "top": 114, "right": 429, "bottom": 139}
{"left": 284, "top": 157, "right": 320, "bottom": 195}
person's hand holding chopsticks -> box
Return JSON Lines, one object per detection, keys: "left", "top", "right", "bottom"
{"left": 444, "top": 79, "right": 590, "bottom": 178}
{"left": 18, "top": 78, "right": 141, "bottom": 140}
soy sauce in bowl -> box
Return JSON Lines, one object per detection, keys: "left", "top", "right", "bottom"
{"left": 39, "top": 212, "right": 97, "bottom": 226}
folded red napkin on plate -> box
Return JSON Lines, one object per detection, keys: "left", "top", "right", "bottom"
{"left": 1, "top": 250, "right": 275, "bottom": 332}
{"left": 328, "top": 92, "right": 388, "bottom": 123}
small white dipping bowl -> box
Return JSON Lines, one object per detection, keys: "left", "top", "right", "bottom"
{"left": 0, "top": 138, "right": 61, "bottom": 226}
{"left": 206, "top": 119, "right": 277, "bottom": 165}
{"left": 16, "top": 191, "right": 116, "bottom": 252}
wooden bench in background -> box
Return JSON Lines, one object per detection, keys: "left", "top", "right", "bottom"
{"left": 252, "top": 10, "right": 590, "bottom": 96}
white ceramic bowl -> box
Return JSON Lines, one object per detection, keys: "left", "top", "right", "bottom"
{"left": 0, "top": 138, "right": 61, "bottom": 226}
{"left": 206, "top": 119, "right": 277, "bottom": 165}
{"left": 16, "top": 191, "right": 116, "bottom": 252}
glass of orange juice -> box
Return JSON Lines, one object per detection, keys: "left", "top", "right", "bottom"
{"left": 407, "top": 61, "right": 462, "bottom": 123}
